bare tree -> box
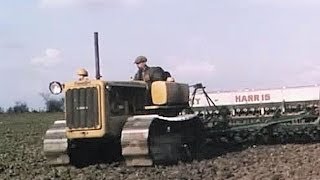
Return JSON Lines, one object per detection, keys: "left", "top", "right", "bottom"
{"left": 40, "top": 92, "right": 64, "bottom": 112}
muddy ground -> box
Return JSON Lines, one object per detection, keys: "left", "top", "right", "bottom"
{"left": 1, "top": 113, "right": 320, "bottom": 180}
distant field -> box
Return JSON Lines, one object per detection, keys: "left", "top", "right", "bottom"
{"left": 0, "top": 112, "right": 63, "bottom": 155}
{"left": 0, "top": 113, "right": 64, "bottom": 179}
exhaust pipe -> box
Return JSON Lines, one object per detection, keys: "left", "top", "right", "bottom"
{"left": 94, "top": 32, "right": 101, "bottom": 80}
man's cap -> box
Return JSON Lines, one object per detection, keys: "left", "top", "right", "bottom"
{"left": 134, "top": 56, "right": 147, "bottom": 64}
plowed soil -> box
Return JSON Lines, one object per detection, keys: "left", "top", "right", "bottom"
{"left": 1, "top": 113, "right": 320, "bottom": 180}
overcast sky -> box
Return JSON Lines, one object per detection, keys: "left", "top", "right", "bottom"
{"left": 1, "top": 0, "right": 320, "bottom": 109}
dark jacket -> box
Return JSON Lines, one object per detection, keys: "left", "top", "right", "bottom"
{"left": 134, "top": 66, "right": 172, "bottom": 105}
{"left": 134, "top": 66, "right": 171, "bottom": 83}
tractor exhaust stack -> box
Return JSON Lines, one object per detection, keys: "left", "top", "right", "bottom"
{"left": 94, "top": 32, "right": 101, "bottom": 80}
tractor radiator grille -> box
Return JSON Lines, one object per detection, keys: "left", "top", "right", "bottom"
{"left": 66, "top": 87, "right": 99, "bottom": 129}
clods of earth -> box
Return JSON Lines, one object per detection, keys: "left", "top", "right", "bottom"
{"left": 1, "top": 113, "right": 320, "bottom": 180}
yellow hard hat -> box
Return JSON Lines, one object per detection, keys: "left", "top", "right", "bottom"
{"left": 77, "top": 68, "right": 88, "bottom": 76}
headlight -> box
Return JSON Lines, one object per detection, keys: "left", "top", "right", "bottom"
{"left": 49, "top": 81, "right": 63, "bottom": 95}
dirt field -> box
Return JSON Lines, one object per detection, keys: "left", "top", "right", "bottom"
{"left": 1, "top": 113, "right": 320, "bottom": 180}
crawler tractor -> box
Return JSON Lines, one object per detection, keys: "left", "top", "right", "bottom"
{"left": 43, "top": 33, "right": 203, "bottom": 166}
{"left": 44, "top": 33, "right": 320, "bottom": 167}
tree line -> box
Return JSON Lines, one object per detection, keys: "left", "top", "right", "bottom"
{"left": 0, "top": 93, "right": 64, "bottom": 114}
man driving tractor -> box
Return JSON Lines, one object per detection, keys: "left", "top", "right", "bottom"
{"left": 133, "top": 55, "right": 174, "bottom": 105}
